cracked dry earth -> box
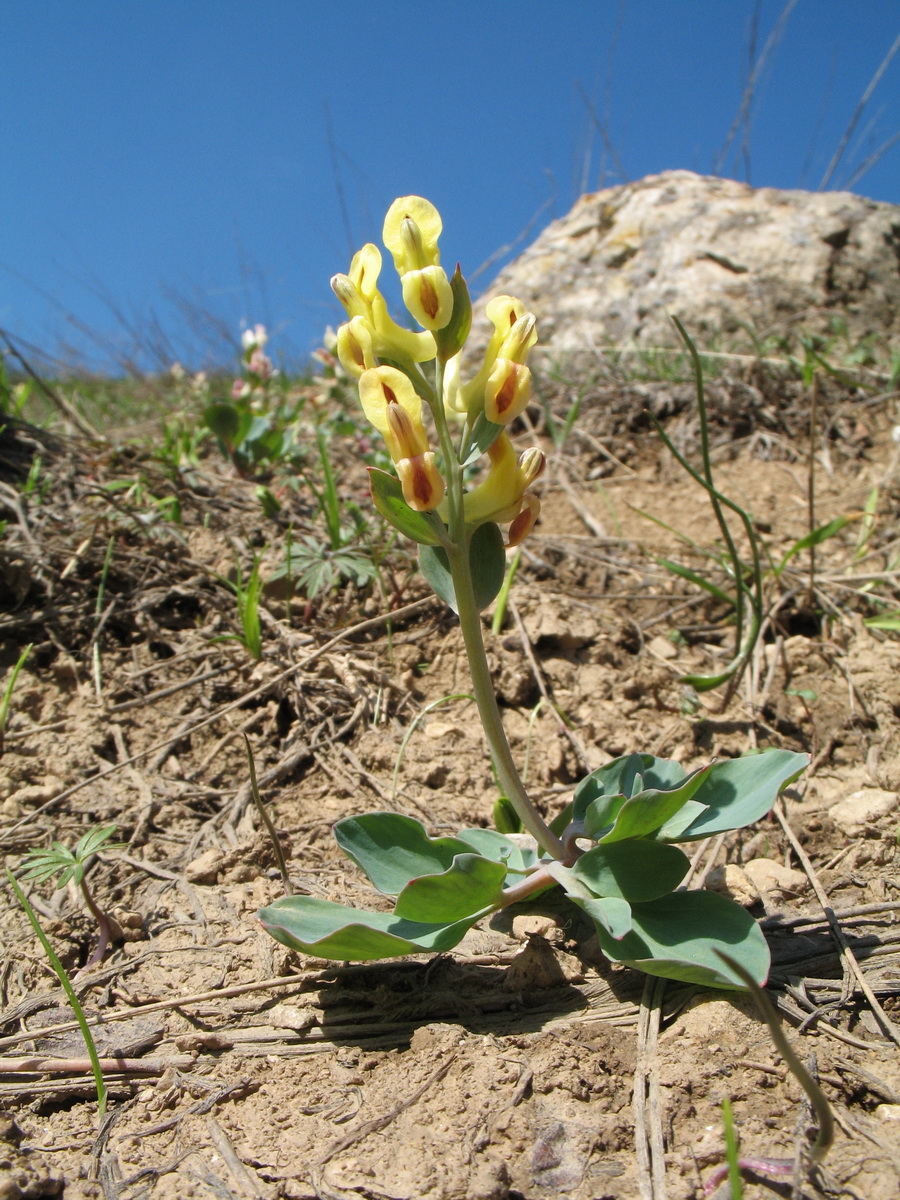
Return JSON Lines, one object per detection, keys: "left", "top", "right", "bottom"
{"left": 2, "top": 361, "right": 900, "bottom": 1200}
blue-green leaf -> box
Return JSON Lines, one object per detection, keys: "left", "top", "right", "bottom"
{"left": 419, "top": 522, "right": 506, "bottom": 614}
{"left": 589, "top": 889, "right": 770, "bottom": 989}
{"left": 577, "top": 895, "right": 633, "bottom": 940}
{"left": 258, "top": 895, "right": 484, "bottom": 961}
{"left": 573, "top": 754, "right": 688, "bottom": 821}
{"left": 461, "top": 413, "right": 504, "bottom": 466}
{"left": 394, "top": 853, "right": 507, "bottom": 922}
{"left": 588, "top": 765, "right": 715, "bottom": 843}
{"left": 456, "top": 828, "right": 539, "bottom": 878}
{"left": 572, "top": 840, "right": 690, "bottom": 902}
{"left": 333, "top": 813, "right": 473, "bottom": 896}
{"left": 368, "top": 468, "right": 446, "bottom": 547}
{"left": 657, "top": 750, "right": 808, "bottom": 841}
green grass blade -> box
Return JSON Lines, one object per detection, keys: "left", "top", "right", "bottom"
{"left": 7, "top": 869, "right": 107, "bottom": 1116}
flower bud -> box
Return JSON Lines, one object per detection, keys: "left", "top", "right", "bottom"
{"left": 518, "top": 447, "right": 546, "bottom": 488}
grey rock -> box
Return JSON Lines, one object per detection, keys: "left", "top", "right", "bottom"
{"left": 473, "top": 171, "right": 900, "bottom": 366}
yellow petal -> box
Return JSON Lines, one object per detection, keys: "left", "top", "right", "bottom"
{"left": 348, "top": 243, "right": 383, "bottom": 301}
{"left": 485, "top": 360, "right": 532, "bottom": 424}
{"left": 370, "top": 294, "right": 437, "bottom": 363}
{"left": 401, "top": 266, "right": 454, "bottom": 331}
{"left": 460, "top": 433, "right": 520, "bottom": 525}
{"left": 506, "top": 494, "right": 541, "bottom": 547}
{"left": 383, "top": 196, "right": 443, "bottom": 274}
{"left": 397, "top": 452, "right": 445, "bottom": 511}
{"left": 336, "top": 317, "right": 375, "bottom": 378}
{"left": 358, "top": 367, "right": 428, "bottom": 461}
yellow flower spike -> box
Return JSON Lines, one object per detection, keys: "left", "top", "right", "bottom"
{"left": 358, "top": 366, "right": 429, "bottom": 462}
{"left": 336, "top": 317, "right": 376, "bottom": 378}
{"left": 396, "top": 452, "right": 445, "bottom": 512}
{"left": 383, "top": 196, "right": 443, "bottom": 275}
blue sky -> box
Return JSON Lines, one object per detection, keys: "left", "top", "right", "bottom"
{"left": 2, "top": 1, "right": 899, "bottom": 374}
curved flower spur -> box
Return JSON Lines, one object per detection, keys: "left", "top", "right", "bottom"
{"left": 258, "top": 196, "right": 808, "bottom": 990}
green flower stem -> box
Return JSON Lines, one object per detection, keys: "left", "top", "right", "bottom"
{"left": 430, "top": 365, "right": 563, "bottom": 861}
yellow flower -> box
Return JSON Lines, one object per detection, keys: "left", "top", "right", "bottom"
{"left": 358, "top": 367, "right": 445, "bottom": 511}
{"left": 331, "top": 243, "right": 436, "bottom": 364}
{"left": 506, "top": 493, "right": 541, "bottom": 547}
{"left": 383, "top": 196, "right": 453, "bottom": 331}
{"left": 336, "top": 317, "right": 375, "bottom": 378}
{"left": 383, "top": 196, "right": 443, "bottom": 274}
{"left": 456, "top": 297, "right": 537, "bottom": 419}
{"left": 453, "top": 433, "right": 545, "bottom": 531}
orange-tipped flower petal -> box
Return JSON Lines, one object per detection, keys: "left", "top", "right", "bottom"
{"left": 506, "top": 494, "right": 541, "bottom": 547}
{"left": 358, "top": 366, "right": 429, "bottom": 462}
{"left": 396, "top": 452, "right": 445, "bottom": 511}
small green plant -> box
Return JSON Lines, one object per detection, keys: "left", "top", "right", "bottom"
{"left": 257, "top": 196, "right": 808, "bottom": 990}
{"left": 269, "top": 535, "right": 377, "bottom": 601}
{"left": 6, "top": 868, "right": 108, "bottom": 1116}
{"left": 644, "top": 318, "right": 862, "bottom": 693}
{"left": 0, "top": 642, "right": 33, "bottom": 755}
{"left": 19, "top": 824, "right": 123, "bottom": 974}
{"left": 217, "top": 555, "right": 264, "bottom": 660}
{"left": 267, "top": 423, "right": 380, "bottom": 600}
{"left": 203, "top": 325, "right": 305, "bottom": 476}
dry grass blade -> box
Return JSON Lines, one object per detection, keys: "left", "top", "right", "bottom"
{"left": 774, "top": 799, "right": 900, "bottom": 1046}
